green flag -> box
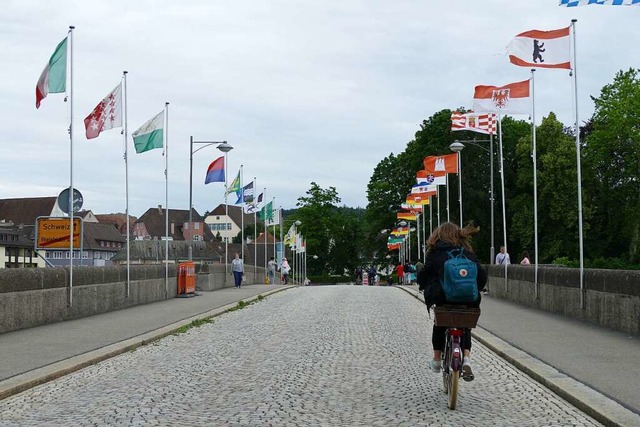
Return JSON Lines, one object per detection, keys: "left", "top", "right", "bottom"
{"left": 225, "top": 169, "right": 241, "bottom": 196}
{"left": 259, "top": 201, "right": 273, "bottom": 222}
{"left": 133, "top": 111, "right": 164, "bottom": 153}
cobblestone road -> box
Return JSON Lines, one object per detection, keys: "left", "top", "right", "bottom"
{"left": 0, "top": 286, "right": 602, "bottom": 426}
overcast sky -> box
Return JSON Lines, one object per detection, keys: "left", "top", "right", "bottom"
{"left": 1, "top": 1, "right": 638, "bottom": 218}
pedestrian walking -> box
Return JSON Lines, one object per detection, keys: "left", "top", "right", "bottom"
{"left": 281, "top": 257, "right": 291, "bottom": 284}
{"left": 520, "top": 250, "right": 531, "bottom": 265}
{"left": 231, "top": 253, "right": 244, "bottom": 288}
{"left": 495, "top": 245, "right": 511, "bottom": 265}
{"left": 267, "top": 257, "right": 277, "bottom": 284}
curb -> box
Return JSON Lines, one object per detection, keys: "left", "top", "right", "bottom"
{"left": 395, "top": 285, "right": 640, "bottom": 427}
{"left": 0, "top": 286, "right": 293, "bottom": 401}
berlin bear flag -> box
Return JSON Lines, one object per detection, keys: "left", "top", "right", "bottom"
{"left": 507, "top": 27, "right": 571, "bottom": 69}
{"left": 35, "top": 37, "right": 68, "bottom": 108}
{"left": 473, "top": 79, "right": 531, "bottom": 115}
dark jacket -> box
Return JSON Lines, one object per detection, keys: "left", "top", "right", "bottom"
{"left": 417, "top": 241, "right": 487, "bottom": 309}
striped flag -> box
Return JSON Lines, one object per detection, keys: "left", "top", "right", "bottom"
{"left": 36, "top": 37, "right": 68, "bottom": 108}
{"left": 451, "top": 111, "right": 496, "bottom": 135}
{"left": 397, "top": 211, "right": 417, "bottom": 221}
{"left": 507, "top": 27, "right": 571, "bottom": 69}
{"left": 416, "top": 169, "right": 447, "bottom": 186}
{"left": 560, "top": 0, "right": 640, "bottom": 5}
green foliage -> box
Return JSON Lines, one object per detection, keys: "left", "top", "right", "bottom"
{"left": 174, "top": 317, "right": 213, "bottom": 334}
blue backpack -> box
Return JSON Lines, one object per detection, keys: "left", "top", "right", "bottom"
{"left": 440, "top": 247, "right": 479, "bottom": 303}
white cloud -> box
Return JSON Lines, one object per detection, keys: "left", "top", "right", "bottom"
{"left": 1, "top": 0, "right": 638, "bottom": 217}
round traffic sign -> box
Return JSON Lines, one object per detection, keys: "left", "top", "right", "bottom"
{"left": 57, "top": 188, "right": 84, "bottom": 214}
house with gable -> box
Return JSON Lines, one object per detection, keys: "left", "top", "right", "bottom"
{"left": 204, "top": 204, "right": 261, "bottom": 243}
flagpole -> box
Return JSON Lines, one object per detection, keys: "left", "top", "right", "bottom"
{"left": 164, "top": 102, "right": 169, "bottom": 297}
{"left": 498, "top": 113, "right": 508, "bottom": 291}
{"left": 224, "top": 153, "right": 229, "bottom": 281}
{"left": 571, "top": 19, "right": 585, "bottom": 309}
{"left": 253, "top": 177, "right": 257, "bottom": 281}
{"left": 416, "top": 213, "right": 421, "bottom": 262}
{"left": 240, "top": 164, "right": 244, "bottom": 262}
{"left": 263, "top": 187, "right": 267, "bottom": 282}
{"left": 123, "top": 70, "right": 130, "bottom": 297}
{"left": 446, "top": 174, "right": 450, "bottom": 223}
{"left": 436, "top": 187, "right": 441, "bottom": 226}
{"left": 531, "top": 69, "right": 539, "bottom": 298}
{"left": 490, "top": 132, "right": 495, "bottom": 264}
{"left": 68, "top": 25, "right": 75, "bottom": 307}
{"left": 279, "top": 207, "right": 284, "bottom": 284}
{"left": 457, "top": 151, "right": 463, "bottom": 227}
{"left": 272, "top": 197, "right": 276, "bottom": 269}
{"left": 429, "top": 196, "right": 433, "bottom": 234}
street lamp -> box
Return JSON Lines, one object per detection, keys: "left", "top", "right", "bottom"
{"left": 449, "top": 141, "right": 464, "bottom": 228}
{"left": 451, "top": 138, "right": 495, "bottom": 263}
{"left": 189, "top": 137, "right": 227, "bottom": 261}
{"left": 217, "top": 141, "right": 234, "bottom": 278}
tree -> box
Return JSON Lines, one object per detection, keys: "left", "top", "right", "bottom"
{"left": 584, "top": 68, "right": 640, "bottom": 263}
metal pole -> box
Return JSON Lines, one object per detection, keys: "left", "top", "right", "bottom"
{"left": 164, "top": 102, "right": 169, "bottom": 297}
{"left": 188, "top": 136, "right": 193, "bottom": 261}
{"left": 68, "top": 25, "right": 75, "bottom": 307}
{"left": 498, "top": 113, "right": 508, "bottom": 291}
{"left": 458, "top": 151, "right": 463, "bottom": 227}
{"left": 490, "top": 133, "right": 495, "bottom": 264}
{"left": 532, "top": 69, "right": 539, "bottom": 298}
{"left": 224, "top": 151, "right": 229, "bottom": 281}
{"left": 253, "top": 177, "right": 257, "bottom": 281}
{"left": 240, "top": 165, "right": 244, "bottom": 262}
{"left": 123, "top": 70, "right": 130, "bottom": 296}
{"left": 446, "top": 174, "right": 450, "bottom": 223}
{"left": 571, "top": 19, "right": 585, "bottom": 309}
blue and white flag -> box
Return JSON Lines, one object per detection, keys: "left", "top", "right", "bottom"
{"left": 236, "top": 181, "right": 254, "bottom": 204}
{"left": 560, "top": 0, "right": 640, "bottom": 6}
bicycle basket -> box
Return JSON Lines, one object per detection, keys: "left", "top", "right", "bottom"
{"left": 434, "top": 306, "right": 481, "bottom": 328}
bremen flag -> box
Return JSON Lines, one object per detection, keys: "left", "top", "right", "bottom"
{"left": 35, "top": 37, "right": 68, "bottom": 109}
{"left": 451, "top": 111, "right": 496, "bottom": 135}
{"left": 133, "top": 111, "right": 164, "bottom": 153}
{"left": 473, "top": 79, "right": 531, "bottom": 115}
{"left": 507, "top": 27, "right": 571, "bottom": 69}
{"left": 424, "top": 154, "right": 458, "bottom": 174}
{"left": 84, "top": 83, "right": 122, "bottom": 139}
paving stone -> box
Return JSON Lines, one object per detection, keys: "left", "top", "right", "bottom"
{"left": 0, "top": 286, "right": 602, "bottom": 426}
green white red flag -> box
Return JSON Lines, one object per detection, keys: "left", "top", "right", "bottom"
{"left": 36, "top": 37, "right": 68, "bottom": 109}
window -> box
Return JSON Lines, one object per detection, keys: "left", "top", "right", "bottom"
{"left": 227, "top": 223, "right": 232, "bottom": 230}
{"left": 82, "top": 251, "right": 89, "bottom": 259}
{"left": 101, "top": 241, "right": 105, "bottom": 247}
{"left": 94, "top": 251, "right": 100, "bottom": 259}
{"left": 194, "top": 223, "right": 200, "bottom": 230}
{"left": 185, "top": 223, "right": 189, "bottom": 230}
{"left": 54, "top": 251, "right": 63, "bottom": 259}
{"left": 194, "top": 235, "right": 201, "bottom": 241}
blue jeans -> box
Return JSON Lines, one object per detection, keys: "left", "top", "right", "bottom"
{"left": 233, "top": 271, "right": 243, "bottom": 287}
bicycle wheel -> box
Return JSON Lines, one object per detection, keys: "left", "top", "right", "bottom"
{"left": 447, "top": 368, "right": 459, "bottom": 409}
{"left": 442, "top": 369, "right": 449, "bottom": 394}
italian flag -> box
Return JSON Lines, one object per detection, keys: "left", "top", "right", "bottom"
{"left": 133, "top": 111, "right": 164, "bottom": 153}
{"left": 35, "top": 37, "right": 68, "bottom": 109}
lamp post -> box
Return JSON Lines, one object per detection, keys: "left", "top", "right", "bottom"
{"left": 217, "top": 142, "right": 234, "bottom": 278}
{"left": 189, "top": 137, "right": 227, "bottom": 261}
{"left": 451, "top": 139, "right": 495, "bottom": 263}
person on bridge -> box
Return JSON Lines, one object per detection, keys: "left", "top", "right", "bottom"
{"left": 495, "top": 245, "right": 510, "bottom": 265}
{"left": 267, "top": 257, "right": 277, "bottom": 284}
{"left": 520, "top": 250, "right": 531, "bottom": 266}
{"left": 280, "top": 257, "right": 290, "bottom": 284}
{"left": 395, "top": 263, "right": 404, "bottom": 285}
{"left": 417, "top": 222, "right": 487, "bottom": 382}
{"left": 231, "top": 253, "right": 244, "bottom": 288}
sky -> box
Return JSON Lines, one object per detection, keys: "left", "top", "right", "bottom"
{"left": 1, "top": 1, "right": 638, "bottom": 219}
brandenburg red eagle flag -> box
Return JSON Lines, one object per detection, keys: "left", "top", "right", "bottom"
{"left": 507, "top": 27, "right": 571, "bottom": 69}
{"left": 472, "top": 79, "right": 531, "bottom": 115}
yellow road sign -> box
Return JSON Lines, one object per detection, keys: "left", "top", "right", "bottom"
{"left": 36, "top": 217, "right": 82, "bottom": 249}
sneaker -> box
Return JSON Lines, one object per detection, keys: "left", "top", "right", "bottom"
{"left": 429, "top": 359, "right": 442, "bottom": 374}
{"left": 462, "top": 363, "right": 475, "bottom": 382}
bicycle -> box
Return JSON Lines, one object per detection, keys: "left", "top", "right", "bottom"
{"left": 433, "top": 305, "right": 481, "bottom": 410}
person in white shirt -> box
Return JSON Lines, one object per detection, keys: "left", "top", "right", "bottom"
{"left": 495, "top": 246, "right": 511, "bottom": 265}
{"left": 231, "top": 253, "right": 244, "bottom": 288}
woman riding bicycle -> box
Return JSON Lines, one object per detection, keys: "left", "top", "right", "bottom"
{"left": 417, "top": 222, "right": 487, "bottom": 382}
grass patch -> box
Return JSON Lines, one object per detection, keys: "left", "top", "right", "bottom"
{"left": 174, "top": 317, "right": 214, "bottom": 335}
